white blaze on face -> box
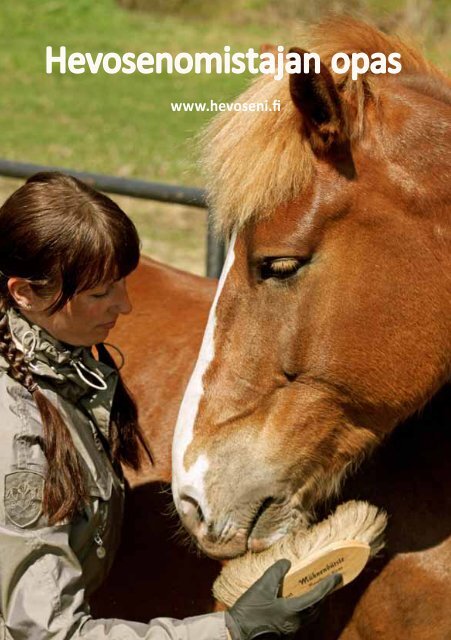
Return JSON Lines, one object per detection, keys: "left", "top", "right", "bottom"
{"left": 172, "top": 232, "right": 237, "bottom": 518}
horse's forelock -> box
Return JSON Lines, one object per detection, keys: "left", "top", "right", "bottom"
{"left": 201, "top": 73, "right": 314, "bottom": 237}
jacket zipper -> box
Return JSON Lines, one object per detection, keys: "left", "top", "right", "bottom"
{"left": 93, "top": 530, "right": 106, "bottom": 559}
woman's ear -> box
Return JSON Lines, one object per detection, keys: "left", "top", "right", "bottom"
{"left": 7, "top": 278, "right": 35, "bottom": 311}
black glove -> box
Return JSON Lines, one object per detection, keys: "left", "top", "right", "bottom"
{"left": 225, "top": 558, "right": 341, "bottom": 640}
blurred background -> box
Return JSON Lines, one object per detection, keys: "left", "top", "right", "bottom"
{"left": 0, "top": 0, "right": 449, "bottom": 274}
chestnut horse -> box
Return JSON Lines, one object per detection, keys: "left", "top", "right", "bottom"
{"left": 168, "top": 17, "right": 451, "bottom": 639}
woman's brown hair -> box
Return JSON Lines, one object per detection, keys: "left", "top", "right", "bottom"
{"left": 0, "top": 172, "right": 148, "bottom": 524}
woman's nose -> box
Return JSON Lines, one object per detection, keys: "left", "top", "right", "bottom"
{"left": 119, "top": 290, "right": 132, "bottom": 314}
{"left": 112, "top": 280, "right": 132, "bottom": 314}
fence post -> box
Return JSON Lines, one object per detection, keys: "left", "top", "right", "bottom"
{"left": 206, "top": 209, "right": 226, "bottom": 279}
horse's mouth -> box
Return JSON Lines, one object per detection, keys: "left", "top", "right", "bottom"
{"left": 188, "top": 491, "right": 311, "bottom": 560}
{"left": 191, "top": 498, "right": 291, "bottom": 559}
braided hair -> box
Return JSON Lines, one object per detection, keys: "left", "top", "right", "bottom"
{"left": 0, "top": 299, "right": 89, "bottom": 523}
{"left": 0, "top": 172, "right": 147, "bottom": 524}
{"left": 0, "top": 302, "right": 37, "bottom": 393}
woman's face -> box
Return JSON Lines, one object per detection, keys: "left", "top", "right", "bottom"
{"left": 16, "top": 278, "right": 132, "bottom": 347}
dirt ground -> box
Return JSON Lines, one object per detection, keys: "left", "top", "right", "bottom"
{"left": 0, "top": 176, "right": 207, "bottom": 276}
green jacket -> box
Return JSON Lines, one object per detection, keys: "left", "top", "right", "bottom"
{"left": 0, "top": 308, "right": 227, "bottom": 640}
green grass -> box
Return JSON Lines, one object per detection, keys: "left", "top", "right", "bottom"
{"left": 0, "top": 0, "right": 448, "bottom": 187}
{"left": 0, "top": 0, "right": 285, "bottom": 185}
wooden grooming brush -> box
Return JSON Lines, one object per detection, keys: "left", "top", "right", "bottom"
{"left": 213, "top": 501, "right": 387, "bottom": 606}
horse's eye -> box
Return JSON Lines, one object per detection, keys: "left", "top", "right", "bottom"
{"left": 260, "top": 257, "right": 306, "bottom": 281}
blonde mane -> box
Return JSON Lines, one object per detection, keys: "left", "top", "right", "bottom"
{"left": 201, "top": 17, "right": 447, "bottom": 236}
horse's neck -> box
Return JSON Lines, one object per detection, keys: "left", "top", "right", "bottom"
{"left": 338, "top": 384, "right": 451, "bottom": 555}
{"left": 304, "top": 392, "right": 451, "bottom": 640}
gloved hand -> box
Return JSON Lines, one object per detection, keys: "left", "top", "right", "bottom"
{"left": 225, "top": 558, "right": 341, "bottom": 640}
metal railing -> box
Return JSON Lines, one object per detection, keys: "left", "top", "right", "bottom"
{"left": 0, "top": 159, "right": 225, "bottom": 278}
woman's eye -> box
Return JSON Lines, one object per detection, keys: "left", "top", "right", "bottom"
{"left": 260, "top": 257, "right": 307, "bottom": 281}
{"left": 90, "top": 278, "right": 123, "bottom": 299}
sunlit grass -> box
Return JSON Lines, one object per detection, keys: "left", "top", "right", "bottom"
{"left": 0, "top": 0, "right": 283, "bottom": 184}
{"left": 1, "top": 0, "right": 448, "bottom": 186}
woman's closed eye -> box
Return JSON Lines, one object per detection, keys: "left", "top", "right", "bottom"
{"left": 89, "top": 278, "right": 125, "bottom": 299}
{"left": 89, "top": 284, "right": 113, "bottom": 299}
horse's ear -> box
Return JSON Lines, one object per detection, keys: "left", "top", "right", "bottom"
{"left": 289, "top": 47, "right": 348, "bottom": 155}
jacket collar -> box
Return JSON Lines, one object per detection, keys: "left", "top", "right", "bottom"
{"left": 5, "top": 307, "right": 118, "bottom": 438}
{"left": 8, "top": 306, "right": 87, "bottom": 369}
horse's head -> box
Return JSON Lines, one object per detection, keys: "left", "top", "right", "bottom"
{"left": 172, "top": 19, "right": 451, "bottom": 559}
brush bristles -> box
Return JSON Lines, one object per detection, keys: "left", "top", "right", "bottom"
{"left": 213, "top": 501, "right": 387, "bottom": 607}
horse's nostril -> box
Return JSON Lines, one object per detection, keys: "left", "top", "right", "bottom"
{"left": 179, "top": 494, "right": 205, "bottom": 525}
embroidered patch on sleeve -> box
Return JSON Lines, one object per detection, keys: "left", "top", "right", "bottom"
{"left": 4, "top": 471, "right": 45, "bottom": 528}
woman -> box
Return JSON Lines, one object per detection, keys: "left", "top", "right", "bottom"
{"left": 0, "top": 172, "right": 339, "bottom": 639}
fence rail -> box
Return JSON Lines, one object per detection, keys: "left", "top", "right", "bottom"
{"left": 0, "top": 159, "right": 225, "bottom": 278}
